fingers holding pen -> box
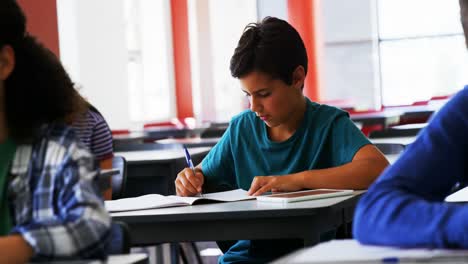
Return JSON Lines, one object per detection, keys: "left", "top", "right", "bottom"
{"left": 188, "top": 170, "right": 204, "bottom": 193}
{"left": 175, "top": 167, "right": 205, "bottom": 196}
{"left": 175, "top": 168, "right": 200, "bottom": 196}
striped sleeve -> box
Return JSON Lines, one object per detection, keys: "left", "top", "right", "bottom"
{"left": 72, "top": 110, "right": 114, "bottom": 161}
{"left": 90, "top": 113, "right": 114, "bottom": 161}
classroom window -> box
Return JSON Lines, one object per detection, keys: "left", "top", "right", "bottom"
{"left": 377, "top": 0, "right": 468, "bottom": 106}
{"left": 124, "top": 0, "right": 176, "bottom": 122}
{"left": 57, "top": 0, "right": 175, "bottom": 130}
{"left": 188, "top": 0, "right": 257, "bottom": 122}
{"left": 320, "top": 0, "right": 381, "bottom": 111}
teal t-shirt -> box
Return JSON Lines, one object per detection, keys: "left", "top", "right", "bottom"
{"left": 202, "top": 97, "right": 371, "bottom": 263}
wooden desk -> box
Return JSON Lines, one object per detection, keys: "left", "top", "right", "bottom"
{"left": 32, "top": 253, "right": 148, "bottom": 264}
{"left": 115, "top": 147, "right": 211, "bottom": 197}
{"left": 111, "top": 192, "right": 364, "bottom": 247}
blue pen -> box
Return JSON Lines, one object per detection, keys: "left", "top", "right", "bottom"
{"left": 183, "top": 146, "right": 202, "bottom": 197}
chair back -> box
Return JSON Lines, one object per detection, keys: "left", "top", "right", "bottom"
{"left": 107, "top": 221, "right": 131, "bottom": 254}
{"left": 111, "top": 156, "right": 127, "bottom": 200}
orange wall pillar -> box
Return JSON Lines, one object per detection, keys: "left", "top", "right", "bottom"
{"left": 287, "top": 0, "right": 322, "bottom": 102}
{"left": 171, "top": 0, "right": 194, "bottom": 119}
{"left": 17, "top": 0, "right": 60, "bottom": 57}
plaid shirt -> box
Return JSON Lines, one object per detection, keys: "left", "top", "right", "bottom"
{"left": 7, "top": 124, "right": 111, "bottom": 260}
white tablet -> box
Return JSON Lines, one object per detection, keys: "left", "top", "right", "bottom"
{"left": 256, "top": 189, "right": 354, "bottom": 203}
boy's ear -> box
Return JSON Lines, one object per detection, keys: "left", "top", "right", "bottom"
{"left": 0, "top": 45, "right": 15, "bottom": 81}
{"left": 292, "top": 65, "right": 305, "bottom": 90}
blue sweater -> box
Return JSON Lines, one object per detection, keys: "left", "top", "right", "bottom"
{"left": 353, "top": 86, "right": 468, "bottom": 248}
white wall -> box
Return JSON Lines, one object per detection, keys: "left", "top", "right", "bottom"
{"left": 57, "top": 0, "right": 131, "bottom": 130}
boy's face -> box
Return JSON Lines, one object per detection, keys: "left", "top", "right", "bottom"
{"left": 240, "top": 70, "right": 303, "bottom": 128}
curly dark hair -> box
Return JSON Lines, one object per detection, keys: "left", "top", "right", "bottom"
{"left": 0, "top": 0, "right": 88, "bottom": 142}
{"left": 230, "top": 16, "right": 308, "bottom": 88}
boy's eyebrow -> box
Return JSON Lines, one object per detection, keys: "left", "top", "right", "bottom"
{"left": 242, "top": 88, "right": 269, "bottom": 95}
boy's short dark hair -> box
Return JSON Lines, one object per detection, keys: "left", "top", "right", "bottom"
{"left": 230, "top": 16, "right": 308, "bottom": 87}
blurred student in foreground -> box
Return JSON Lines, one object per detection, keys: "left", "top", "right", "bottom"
{"left": 0, "top": 0, "right": 110, "bottom": 262}
{"left": 354, "top": 0, "right": 468, "bottom": 249}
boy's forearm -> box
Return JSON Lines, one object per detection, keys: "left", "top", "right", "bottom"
{"left": 0, "top": 234, "right": 34, "bottom": 264}
{"left": 297, "top": 158, "right": 388, "bottom": 190}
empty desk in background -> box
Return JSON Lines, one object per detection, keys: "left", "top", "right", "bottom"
{"left": 386, "top": 153, "right": 402, "bottom": 164}
{"left": 206, "top": 121, "right": 229, "bottom": 128}
{"left": 369, "top": 123, "right": 427, "bottom": 138}
{"left": 144, "top": 127, "right": 208, "bottom": 140}
{"left": 350, "top": 111, "right": 402, "bottom": 127}
{"left": 111, "top": 191, "right": 364, "bottom": 247}
{"left": 396, "top": 103, "right": 444, "bottom": 124}
{"left": 115, "top": 147, "right": 211, "bottom": 197}
{"left": 200, "top": 125, "right": 228, "bottom": 138}
{"left": 113, "top": 131, "right": 148, "bottom": 151}
{"left": 391, "top": 123, "right": 427, "bottom": 131}
{"left": 371, "top": 136, "right": 417, "bottom": 146}
{"left": 32, "top": 253, "right": 148, "bottom": 264}
{"left": 155, "top": 137, "right": 220, "bottom": 148}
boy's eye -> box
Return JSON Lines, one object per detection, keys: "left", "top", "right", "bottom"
{"left": 258, "top": 92, "right": 271, "bottom": 97}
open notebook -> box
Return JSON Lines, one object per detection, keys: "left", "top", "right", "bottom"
{"left": 105, "top": 189, "right": 255, "bottom": 212}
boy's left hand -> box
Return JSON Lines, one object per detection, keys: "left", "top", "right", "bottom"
{"left": 248, "top": 174, "right": 303, "bottom": 196}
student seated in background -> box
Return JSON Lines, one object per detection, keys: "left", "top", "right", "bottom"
{"left": 70, "top": 101, "right": 114, "bottom": 199}
{"left": 0, "top": 0, "right": 110, "bottom": 263}
{"left": 353, "top": 0, "right": 468, "bottom": 249}
{"left": 175, "top": 16, "right": 389, "bottom": 263}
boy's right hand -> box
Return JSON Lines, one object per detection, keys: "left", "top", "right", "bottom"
{"left": 175, "top": 167, "right": 204, "bottom": 196}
